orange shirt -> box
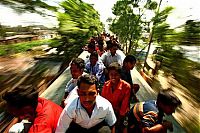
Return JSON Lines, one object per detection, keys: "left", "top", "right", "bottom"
{"left": 101, "top": 79, "right": 131, "bottom": 117}
{"left": 28, "top": 98, "right": 63, "bottom": 133}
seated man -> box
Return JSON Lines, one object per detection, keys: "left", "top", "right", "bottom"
{"left": 56, "top": 74, "right": 116, "bottom": 133}
{"left": 101, "top": 62, "right": 131, "bottom": 132}
{"left": 101, "top": 42, "right": 125, "bottom": 68}
{"left": 125, "top": 89, "right": 182, "bottom": 133}
{"left": 121, "top": 55, "right": 139, "bottom": 102}
{"left": 85, "top": 51, "right": 105, "bottom": 87}
{"left": 61, "top": 58, "right": 85, "bottom": 107}
{"left": 2, "top": 85, "right": 63, "bottom": 133}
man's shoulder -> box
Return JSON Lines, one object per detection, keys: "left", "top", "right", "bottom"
{"left": 96, "top": 95, "right": 112, "bottom": 108}
{"left": 120, "top": 79, "right": 131, "bottom": 88}
{"left": 38, "top": 98, "right": 61, "bottom": 109}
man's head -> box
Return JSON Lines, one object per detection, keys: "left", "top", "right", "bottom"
{"left": 70, "top": 58, "right": 85, "bottom": 79}
{"left": 157, "top": 90, "right": 181, "bottom": 115}
{"left": 87, "top": 42, "right": 96, "bottom": 53}
{"left": 108, "top": 62, "right": 122, "bottom": 84}
{"left": 109, "top": 43, "right": 118, "bottom": 56}
{"left": 90, "top": 51, "right": 98, "bottom": 66}
{"left": 2, "top": 85, "right": 39, "bottom": 122}
{"left": 123, "top": 55, "right": 136, "bottom": 71}
{"left": 77, "top": 74, "right": 98, "bottom": 110}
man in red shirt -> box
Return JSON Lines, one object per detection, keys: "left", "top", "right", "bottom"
{"left": 101, "top": 62, "right": 131, "bottom": 132}
{"left": 3, "top": 85, "right": 63, "bottom": 133}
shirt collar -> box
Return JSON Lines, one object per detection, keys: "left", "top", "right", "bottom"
{"left": 77, "top": 95, "right": 100, "bottom": 109}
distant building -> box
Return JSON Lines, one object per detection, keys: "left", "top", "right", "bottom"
{"left": 0, "top": 35, "right": 38, "bottom": 45}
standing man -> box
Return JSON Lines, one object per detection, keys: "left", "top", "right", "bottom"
{"left": 121, "top": 55, "right": 139, "bottom": 102}
{"left": 101, "top": 42, "right": 125, "bottom": 68}
{"left": 56, "top": 74, "right": 116, "bottom": 133}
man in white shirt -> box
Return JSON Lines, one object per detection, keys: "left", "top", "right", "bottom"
{"left": 56, "top": 74, "right": 116, "bottom": 133}
{"left": 101, "top": 42, "right": 125, "bottom": 68}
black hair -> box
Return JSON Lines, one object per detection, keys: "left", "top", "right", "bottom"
{"left": 110, "top": 41, "right": 119, "bottom": 49}
{"left": 88, "top": 42, "right": 96, "bottom": 50}
{"left": 108, "top": 62, "right": 122, "bottom": 75}
{"left": 123, "top": 55, "right": 136, "bottom": 64}
{"left": 71, "top": 58, "right": 85, "bottom": 70}
{"left": 77, "top": 74, "right": 98, "bottom": 90}
{"left": 90, "top": 51, "right": 98, "bottom": 59}
{"left": 2, "top": 85, "right": 39, "bottom": 109}
{"left": 157, "top": 89, "right": 181, "bottom": 107}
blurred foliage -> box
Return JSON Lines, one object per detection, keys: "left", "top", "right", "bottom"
{"left": 0, "top": 0, "right": 57, "bottom": 16}
{"left": 151, "top": 6, "right": 175, "bottom": 52}
{"left": 177, "top": 20, "right": 200, "bottom": 46}
{"left": 57, "top": 0, "right": 104, "bottom": 60}
{"left": 158, "top": 49, "right": 200, "bottom": 102}
{"left": 0, "top": 39, "right": 57, "bottom": 56}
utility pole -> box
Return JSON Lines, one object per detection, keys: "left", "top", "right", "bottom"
{"left": 143, "top": 0, "right": 163, "bottom": 71}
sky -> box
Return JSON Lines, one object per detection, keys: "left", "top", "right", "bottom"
{"left": 0, "top": 0, "right": 199, "bottom": 29}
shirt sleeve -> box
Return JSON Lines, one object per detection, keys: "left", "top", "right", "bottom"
{"left": 119, "top": 83, "right": 131, "bottom": 116}
{"left": 105, "top": 102, "right": 117, "bottom": 126}
{"left": 29, "top": 123, "right": 52, "bottom": 133}
{"left": 95, "top": 63, "right": 105, "bottom": 81}
{"left": 85, "top": 63, "right": 90, "bottom": 73}
{"left": 100, "top": 53, "right": 106, "bottom": 66}
{"left": 101, "top": 84, "right": 107, "bottom": 98}
{"left": 55, "top": 107, "right": 73, "bottom": 133}
{"left": 65, "top": 79, "right": 72, "bottom": 92}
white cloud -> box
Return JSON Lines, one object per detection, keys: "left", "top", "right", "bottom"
{"left": 0, "top": 4, "right": 58, "bottom": 27}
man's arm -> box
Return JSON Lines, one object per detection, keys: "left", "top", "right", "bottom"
{"left": 142, "top": 120, "right": 173, "bottom": 133}
{"left": 119, "top": 84, "right": 131, "bottom": 117}
{"left": 55, "top": 108, "right": 73, "bottom": 133}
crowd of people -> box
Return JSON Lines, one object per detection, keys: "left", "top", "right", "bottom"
{"left": 3, "top": 33, "right": 182, "bottom": 133}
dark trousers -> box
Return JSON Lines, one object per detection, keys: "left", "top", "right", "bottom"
{"left": 66, "top": 121, "right": 111, "bottom": 133}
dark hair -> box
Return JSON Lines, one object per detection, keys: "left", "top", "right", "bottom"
{"left": 110, "top": 41, "right": 119, "bottom": 49}
{"left": 71, "top": 58, "right": 85, "bottom": 70}
{"left": 2, "top": 85, "right": 39, "bottom": 109}
{"left": 77, "top": 74, "right": 98, "bottom": 90}
{"left": 123, "top": 55, "right": 136, "bottom": 64}
{"left": 157, "top": 90, "right": 181, "bottom": 107}
{"left": 108, "top": 62, "right": 122, "bottom": 74}
{"left": 90, "top": 51, "right": 98, "bottom": 60}
{"left": 87, "top": 42, "right": 96, "bottom": 50}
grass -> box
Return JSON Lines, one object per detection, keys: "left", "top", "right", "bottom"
{"left": 0, "top": 39, "right": 60, "bottom": 56}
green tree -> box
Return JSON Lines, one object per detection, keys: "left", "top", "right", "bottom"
{"left": 151, "top": 6, "right": 175, "bottom": 51}
{"left": 57, "top": 0, "right": 103, "bottom": 59}
{"left": 109, "top": 0, "right": 158, "bottom": 54}
{"left": 179, "top": 20, "right": 200, "bottom": 46}
{"left": 0, "top": 24, "right": 6, "bottom": 39}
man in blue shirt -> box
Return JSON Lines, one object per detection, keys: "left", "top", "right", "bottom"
{"left": 125, "top": 89, "right": 181, "bottom": 133}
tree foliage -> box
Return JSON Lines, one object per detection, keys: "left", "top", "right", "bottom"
{"left": 152, "top": 6, "right": 175, "bottom": 50}
{"left": 108, "top": 0, "right": 158, "bottom": 54}
{"left": 57, "top": 0, "right": 103, "bottom": 59}
{"left": 0, "top": 0, "right": 57, "bottom": 16}
{"left": 178, "top": 20, "right": 200, "bottom": 46}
